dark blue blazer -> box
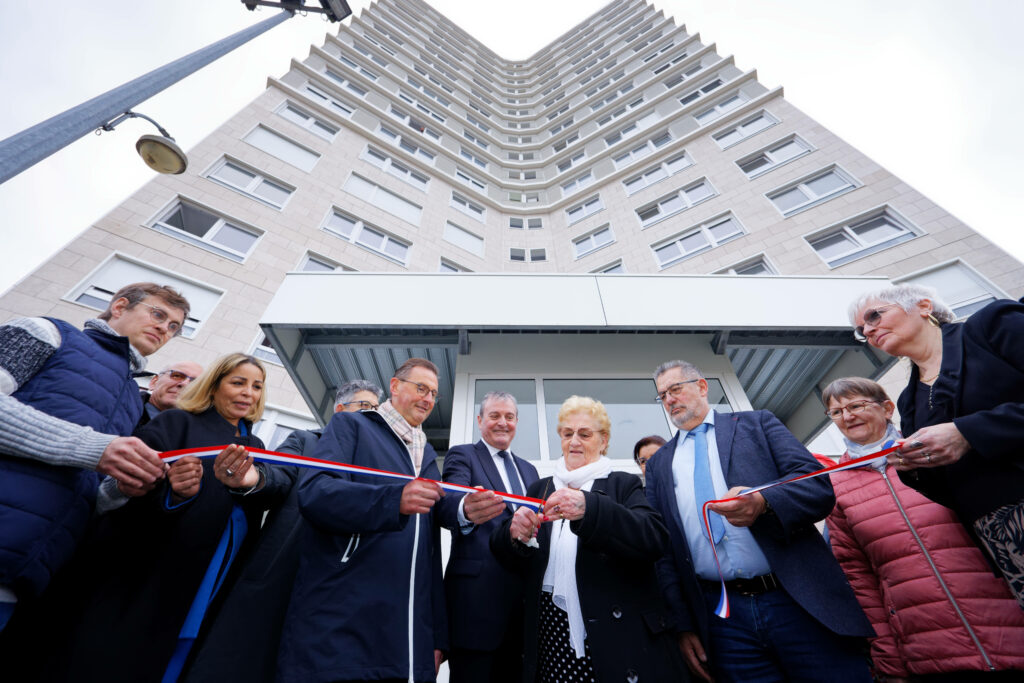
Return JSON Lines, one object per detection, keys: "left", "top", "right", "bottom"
{"left": 645, "top": 410, "right": 873, "bottom": 650}
{"left": 437, "top": 440, "right": 538, "bottom": 651}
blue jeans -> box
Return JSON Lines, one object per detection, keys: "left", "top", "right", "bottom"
{"left": 703, "top": 585, "right": 871, "bottom": 683}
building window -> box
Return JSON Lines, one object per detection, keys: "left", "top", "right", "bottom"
{"left": 716, "top": 255, "right": 778, "bottom": 275}
{"left": 695, "top": 90, "right": 750, "bottom": 124}
{"left": 439, "top": 258, "right": 471, "bottom": 273}
{"left": 895, "top": 261, "right": 1005, "bottom": 318}
{"left": 322, "top": 209, "right": 411, "bottom": 264}
{"left": 324, "top": 68, "right": 368, "bottom": 97}
{"left": 768, "top": 166, "right": 858, "bottom": 217}
{"left": 456, "top": 167, "right": 487, "bottom": 191}
{"left": 613, "top": 131, "right": 672, "bottom": 167}
{"left": 451, "top": 192, "right": 486, "bottom": 221}
{"left": 622, "top": 152, "right": 694, "bottom": 195}
{"left": 298, "top": 252, "right": 348, "bottom": 272}
{"left": 713, "top": 110, "right": 780, "bottom": 149}
{"left": 460, "top": 146, "right": 488, "bottom": 169}
{"left": 737, "top": 135, "right": 813, "bottom": 178}
{"left": 678, "top": 77, "right": 723, "bottom": 106}
{"left": 573, "top": 225, "right": 614, "bottom": 258}
{"left": 594, "top": 260, "right": 625, "bottom": 274}
{"left": 596, "top": 97, "right": 645, "bottom": 127}
{"left": 463, "top": 129, "right": 489, "bottom": 150}
{"left": 653, "top": 214, "right": 746, "bottom": 268}
{"left": 397, "top": 90, "right": 445, "bottom": 123}
{"left": 443, "top": 221, "right": 485, "bottom": 257}
{"left": 304, "top": 84, "right": 355, "bottom": 118}
{"left": 636, "top": 179, "right": 716, "bottom": 227}
{"left": 206, "top": 159, "right": 294, "bottom": 209}
{"left": 150, "top": 199, "right": 261, "bottom": 262}
{"left": 251, "top": 331, "right": 282, "bottom": 365}
{"left": 552, "top": 131, "right": 579, "bottom": 152}
{"left": 378, "top": 126, "right": 435, "bottom": 162}
{"left": 566, "top": 195, "right": 604, "bottom": 224}
{"left": 344, "top": 174, "right": 422, "bottom": 225}
{"left": 509, "top": 248, "right": 546, "bottom": 262}
{"left": 243, "top": 126, "right": 319, "bottom": 172}
{"left": 509, "top": 217, "right": 543, "bottom": 230}
{"left": 275, "top": 102, "right": 337, "bottom": 140}
{"left": 67, "top": 254, "right": 221, "bottom": 339}
{"left": 806, "top": 207, "right": 919, "bottom": 267}
{"left": 388, "top": 107, "right": 441, "bottom": 140}
{"left": 362, "top": 147, "right": 429, "bottom": 191}
{"left": 561, "top": 171, "right": 594, "bottom": 194}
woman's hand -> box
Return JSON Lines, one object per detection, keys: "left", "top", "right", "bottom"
{"left": 168, "top": 456, "right": 202, "bottom": 499}
{"left": 894, "top": 422, "right": 970, "bottom": 470}
{"left": 543, "top": 488, "right": 586, "bottom": 522}
{"left": 214, "top": 444, "right": 259, "bottom": 489}
{"left": 509, "top": 506, "right": 541, "bottom": 545}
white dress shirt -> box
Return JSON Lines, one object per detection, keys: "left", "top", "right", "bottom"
{"left": 456, "top": 440, "right": 526, "bottom": 530}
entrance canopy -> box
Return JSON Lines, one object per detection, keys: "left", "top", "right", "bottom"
{"left": 261, "top": 272, "right": 893, "bottom": 447}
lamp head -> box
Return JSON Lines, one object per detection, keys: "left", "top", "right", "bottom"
{"left": 136, "top": 134, "right": 187, "bottom": 175}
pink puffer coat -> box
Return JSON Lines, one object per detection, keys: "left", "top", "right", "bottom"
{"left": 827, "top": 456, "right": 1024, "bottom": 677}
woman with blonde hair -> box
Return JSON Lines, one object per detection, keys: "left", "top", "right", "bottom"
{"left": 491, "top": 396, "right": 686, "bottom": 682}
{"left": 39, "top": 353, "right": 295, "bottom": 682}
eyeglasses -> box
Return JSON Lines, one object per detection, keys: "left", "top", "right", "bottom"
{"left": 138, "top": 302, "right": 184, "bottom": 336}
{"left": 635, "top": 456, "right": 652, "bottom": 466}
{"left": 559, "top": 428, "right": 597, "bottom": 441}
{"left": 853, "top": 305, "right": 899, "bottom": 341}
{"left": 824, "top": 400, "right": 880, "bottom": 420}
{"left": 159, "top": 369, "right": 197, "bottom": 384}
{"left": 397, "top": 378, "right": 439, "bottom": 400}
{"left": 654, "top": 379, "right": 701, "bottom": 403}
{"left": 344, "top": 400, "right": 379, "bottom": 410}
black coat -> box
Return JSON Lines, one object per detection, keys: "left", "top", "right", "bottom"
{"left": 35, "top": 406, "right": 290, "bottom": 682}
{"left": 491, "top": 471, "right": 687, "bottom": 683}
{"left": 897, "top": 298, "right": 1024, "bottom": 525}
{"left": 182, "top": 429, "right": 308, "bottom": 683}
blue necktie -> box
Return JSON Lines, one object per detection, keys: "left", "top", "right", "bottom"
{"left": 691, "top": 423, "right": 724, "bottom": 543}
{"left": 498, "top": 450, "right": 524, "bottom": 497}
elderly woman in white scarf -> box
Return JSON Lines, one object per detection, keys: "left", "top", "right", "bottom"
{"left": 491, "top": 396, "right": 687, "bottom": 683}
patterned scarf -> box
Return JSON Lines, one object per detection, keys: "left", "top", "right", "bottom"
{"left": 376, "top": 399, "right": 426, "bottom": 472}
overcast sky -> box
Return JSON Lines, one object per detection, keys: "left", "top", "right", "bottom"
{"left": 1, "top": 0, "right": 1021, "bottom": 295}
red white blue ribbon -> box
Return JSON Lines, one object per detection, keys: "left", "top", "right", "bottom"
{"left": 700, "top": 442, "right": 904, "bottom": 619}
{"left": 160, "top": 445, "right": 546, "bottom": 511}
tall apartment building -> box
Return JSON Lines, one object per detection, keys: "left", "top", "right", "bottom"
{"left": 3, "top": 0, "right": 1021, "bottom": 464}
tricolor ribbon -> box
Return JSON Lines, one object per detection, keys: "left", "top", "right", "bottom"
{"left": 700, "top": 442, "right": 904, "bottom": 619}
{"left": 160, "top": 445, "right": 546, "bottom": 511}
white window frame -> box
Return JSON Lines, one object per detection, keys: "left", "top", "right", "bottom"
{"left": 805, "top": 206, "right": 920, "bottom": 268}
{"left": 443, "top": 221, "right": 485, "bottom": 258}
{"left": 388, "top": 107, "right": 441, "bottom": 140}
{"left": 243, "top": 125, "right": 320, "bottom": 172}
{"left": 460, "top": 146, "right": 488, "bottom": 170}
{"left": 695, "top": 90, "right": 751, "bottom": 125}
{"left": 736, "top": 135, "right": 813, "bottom": 179}
{"left": 361, "top": 146, "right": 430, "bottom": 192}
{"left": 451, "top": 192, "right": 486, "bottom": 222}
{"left": 298, "top": 252, "right": 348, "bottom": 272}
{"left": 715, "top": 254, "right": 778, "bottom": 275}
{"left": 768, "top": 165, "right": 859, "bottom": 217}
{"left": 573, "top": 225, "right": 615, "bottom": 259}
{"left": 678, "top": 77, "right": 723, "bottom": 106}
{"left": 378, "top": 125, "right": 435, "bottom": 163}
{"left": 894, "top": 260, "right": 1008, "bottom": 319}
{"left": 594, "top": 260, "right": 625, "bottom": 274}
{"left": 636, "top": 178, "right": 717, "bottom": 228}
{"left": 205, "top": 158, "right": 294, "bottom": 209}
{"left": 622, "top": 152, "right": 694, "bottom": 195}
{"left": 712, "top": 110, "right": 780, "bottom": 149}
{"left": 561, "top": 171, "right": 594, "bottom": 194}
{"left": 275, "top": 101, "right": 338, "bottom": 140}
{"left": 463, "top": 129, "right": 489, "bottom": 150}
{"left": 304, "top": 83, "right": 355, "bottom": 119}
{"left": 344, "top": 174, "right": 422, "bottom": 226}
{"left": 509, "top": 247, "right": 547, "bottom": 263}
{"left": 439, "top": 258, "right": 472, "bottom": 273}
{"left": 456, "top": 167, "right": 487, "bottom": 192}
{"left": 652, "top": 214, "right": 747, "bottom": 268}
{"left": 149, "top": 198, "right": 263, "bottom": 263}
{"left": 65, "top": 253, "right": 222, "bottom": 339}
{"left": 613, "top": 131, "right": 672, "bottom": 168}
{"left": 323, "top": 68, "right": 368, "bottom": 97}
{"left": 566, "top": 195, "right": 604, "bottom": 224}
{"left": 251, "top": 330, "right": 283, "bottom": 366}
{"left": 321, "top": 208, "right": 411, "bottom": 265}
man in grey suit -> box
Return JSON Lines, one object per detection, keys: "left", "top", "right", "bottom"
{"left": 645, "top": 360, "right": 872, "bottom": 682}
{"left": 438, "top": 391, "right": 539, "bottom": 683}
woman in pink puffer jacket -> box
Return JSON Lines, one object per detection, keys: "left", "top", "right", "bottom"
{"left": 823, "top": 377, "right": 1024, "bottom": 681}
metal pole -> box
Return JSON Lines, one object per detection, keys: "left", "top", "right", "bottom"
{"left": 0, "top": 10, "right": 293, "bottom": 185}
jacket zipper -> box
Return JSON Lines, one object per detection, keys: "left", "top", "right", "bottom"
{"left": 340, "top": 534, "right": 360, "bottom": 564}
{"left": 882, "top": 469, "right": 995, "bottom": 670}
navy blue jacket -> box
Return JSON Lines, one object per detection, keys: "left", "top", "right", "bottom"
{"left": 897, "top": 298, "right": 1024, "bottom": 524}
{"left": 437, "top": 440, "right": 538, "bottom": 651}
{"left": 645, "top": 410, "right": 873, "bottom": 651}
{"left": 0, "top": 318, "right": 142, "bottom": 599}
{"left": 277, "top": 410, "right": 448, "bottom": 683}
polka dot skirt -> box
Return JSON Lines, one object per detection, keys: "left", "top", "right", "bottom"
{"left": 536, "top": 589, "right": 596, "bottom": 683}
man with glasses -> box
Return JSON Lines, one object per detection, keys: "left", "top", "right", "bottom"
{"left": 645, "top": 359, "right": 873, "bottom": 683}
{"left": 137, "top": 361, "right": 204, "bottom": 427}
{"left": 335, "top": 378, "right": 383, "bottom": 412}
{"left": 278, "top": 358, "right": 449, "bottom": 683}
{"left": 438, "top": 391, "right": 538, "bottom": 683}
{"left": 0, "top": 282, "right": 189, "bottom": 631}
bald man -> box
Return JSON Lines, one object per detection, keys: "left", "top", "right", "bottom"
{"left": 138, "top": 361, "right": 203, "bottom": 427}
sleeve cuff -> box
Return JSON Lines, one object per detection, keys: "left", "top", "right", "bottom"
{"left": 457, "top": 495, "right": 475, "bottom": 535}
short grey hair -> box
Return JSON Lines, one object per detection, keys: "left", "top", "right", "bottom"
{"left": 847, "top": 283, "right": 955, "bottom": 327}
{"left": 653, "top": 359, "right": 704, "bottom": 383}
{"left": 335, "top": 379, "right": 384, "bottom": 406}
{"left": 478, "top": 391, "right": 518, "bottom": 417}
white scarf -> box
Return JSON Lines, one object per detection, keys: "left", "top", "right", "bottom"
{"left": 843, "top": 422, "right": 901, "bottom": 472}
{"left": 542, "top": 456, "right": 613, "bottom": 658}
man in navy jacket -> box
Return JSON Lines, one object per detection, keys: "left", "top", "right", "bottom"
{"left": 438, "top": 391, "right": 539, "bottom": 683}
{"left": 278, "top": 358, "right": 448, "bottom": 683}
{"left": 645, "top": 359, "right": 873, "bottom": 683}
